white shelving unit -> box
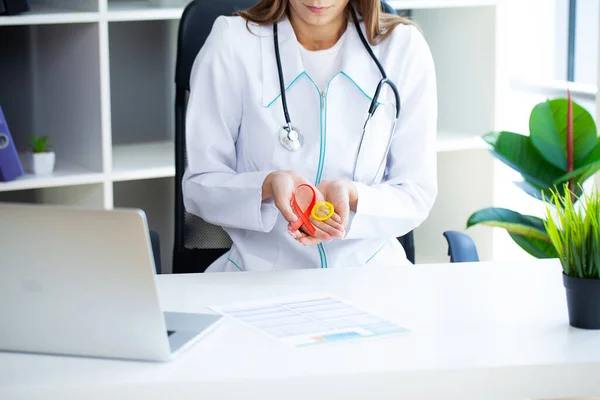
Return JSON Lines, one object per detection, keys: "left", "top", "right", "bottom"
{"left": 106, "top": 1, "right": 185, "bottom": 21}
{"left": 111, "top": 140, "right": 175, "bottom": 182}
{"left": 0, "top": 5, "right": 99, "bottom": 25}
{"left": 5, "top": 0, "right": 592, "bottom": 271}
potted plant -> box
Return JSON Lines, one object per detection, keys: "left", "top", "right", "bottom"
{"left": 24, "top": 135, "right": 55, "bottom": 175}
{"left": 544, "top": 184, "right": 600, "bottom": 329}
{"left": 467, "top": 92, "right": 600, "bottom": 258}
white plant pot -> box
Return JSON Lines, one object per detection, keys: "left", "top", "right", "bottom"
{"left": 24, "top": 152, "right": 55, "bottom": 175}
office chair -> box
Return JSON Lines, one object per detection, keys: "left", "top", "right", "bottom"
{"left": 172, "top": 0, "right": 415, "bottom": 273}
{"left": 173, "top": 0, "right": 256, "bottom": 274}
{"left": 443, "top": 231, "right": 480, "bottom": 263}
{"left": 149, "top": 230, "right": 162, "bottom": 274}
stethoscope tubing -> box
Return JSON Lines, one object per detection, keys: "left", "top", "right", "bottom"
{"left": 347, "top": 5, "right": 401, "bottom": 119}
{"left": 273, "top": 23, "right": 292, "bottom": 126}
{"left": 273, "top": 4, "right": 402, "bottom": 186}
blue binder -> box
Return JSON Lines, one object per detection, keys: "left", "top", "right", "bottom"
{"left": 0, "top": 105, "right": 24, "bottom": 182}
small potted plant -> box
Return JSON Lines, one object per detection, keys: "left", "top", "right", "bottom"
{"left": 544, "top": 184, "right": 600, "bottom": 329}
{"left": 24, "top": 135, "right": 55, "bottom": 175}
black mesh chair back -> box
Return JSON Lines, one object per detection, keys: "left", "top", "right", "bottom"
{"left": 173, "top": 0, "right": 256, "bottom": 274}
{"left": 173, "top": 0, "right": 415, "bottom": 274}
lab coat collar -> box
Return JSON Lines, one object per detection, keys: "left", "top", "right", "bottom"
{"left": 261, "top": 16, "right": 381, "bottom": 107}
{"left": 338, "top": 19, "right": 381, "bottom": 101}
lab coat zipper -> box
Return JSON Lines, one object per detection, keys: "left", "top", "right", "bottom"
{"left": 316, "top": 90, "right": 327, "bottom": 185}
{"left": 317, "top": 89, "right": 328, "bottom": 269}
{"left": 305, "top": 75, "right": 330, "bottom": 270}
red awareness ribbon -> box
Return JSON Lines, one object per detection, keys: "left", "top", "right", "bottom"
{"left": 289, "top": 184, "right": 317, "bottom": 236}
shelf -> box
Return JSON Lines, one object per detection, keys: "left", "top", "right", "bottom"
{"left": 111, "top": 140, "right": 175, "bottom": 182}
{"left": 0, "top": 5, "right": 98, "bottom": 26}
{"left": 0, "top": 160, "right": 104, "bottom": 192}
{"left": 0, "top": 140, "right": 176, "bottom": 192}
{"left": 437, "top": 131, "right": 488, "bottom": 152}
{"left": 510, "top": 78, "right": 597, "bottom": 101}
{"left": 388, "top": 0, "right": 496, "bottom": 9}
{"left": 106, "top": 1, "right": 184, "bottom": 21}
{"left": 0, "top": 1, "right": 498, "bottom": 26}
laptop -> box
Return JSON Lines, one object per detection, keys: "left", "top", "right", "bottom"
{"left": 0, "top": 202, "right": 222, "bottom": 362}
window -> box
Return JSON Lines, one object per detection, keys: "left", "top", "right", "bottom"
{"left": 569, "top": 0, "right": 599, "bottom": 85}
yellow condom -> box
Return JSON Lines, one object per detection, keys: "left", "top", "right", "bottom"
{"left": 311, "top": 201, "right": 335, "bottom": 221}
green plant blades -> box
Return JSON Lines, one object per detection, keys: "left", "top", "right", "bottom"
{"left": 529, "top": 99, "right": 597, "bottom": 170}
{"left": 30, "top": 135, "right": 50, "bottom": 154}
{"left": 544, "top": 184, "right": 600, "bottom": 278}
{"left": 490, "top": 131, "right": 565, "bottom": 189}
{"left": 467, "top": 207, "right": 550, "bottom": 242}
{"left": 555, "top": 160, "right": 600, "bottom": 184}
{"left": 508, "top": 232, "right": 558, "bottom": 258}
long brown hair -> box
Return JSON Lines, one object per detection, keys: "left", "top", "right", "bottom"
{"left": 236, "top": 0, "right": 412, "bottom": 45}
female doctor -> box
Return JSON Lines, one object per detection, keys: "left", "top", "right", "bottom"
{"left": 182, "top": 0, "right": 438, "bottom": 272}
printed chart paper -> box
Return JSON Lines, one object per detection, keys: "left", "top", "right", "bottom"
{"left": 209, "top": 293, "right": 409, "bottom": 347}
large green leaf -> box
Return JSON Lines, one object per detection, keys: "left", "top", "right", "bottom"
{"left": 483, "top": 131, "right": 499, "bottom": 146}
{"left": 467, "top": 207, "right": 550, "bottom": 242}
{"left": 552, "top": 140, "right": 600, "bottom": 193}
{"left": 508, "top": 232, "right": 558, "bottom": 259}
{"left": 529, "top": 101, "right": 567, "bottom": 170}
{"left": 529, "top": 99, "right": 597, "bottom": 171}
{"left": 579, "top": 138, "right": 600, "bottom": 164}
{"left": 490, "top": 131, "right": 565, "bottom": 188}
{"left": 513, "top": 180, "right": 551, "bottom": 201}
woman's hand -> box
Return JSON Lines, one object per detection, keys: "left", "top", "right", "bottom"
{"left": 317, "top": 179, "right": 358, "bottom": 229}
{"left": 290, "top": 180, "right": 358, "bottom": 247}
{"left": 262, "top": 171, "right": 345, "bottom": 243}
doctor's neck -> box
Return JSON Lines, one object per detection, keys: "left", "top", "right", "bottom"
{"left": 288, "top": 6, "right": 348, "bottom": 51}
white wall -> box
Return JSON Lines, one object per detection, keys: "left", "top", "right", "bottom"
{"left": 575, "top": 0, "right": 600, "bottom": 85}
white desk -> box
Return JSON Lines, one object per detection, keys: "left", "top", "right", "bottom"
{"left": 2, "top": 259, "right": 600, "bottom": 400}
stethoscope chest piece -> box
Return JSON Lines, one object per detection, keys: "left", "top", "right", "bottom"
{"left": 278, "top": 124, "right": 303, "bottom": 151}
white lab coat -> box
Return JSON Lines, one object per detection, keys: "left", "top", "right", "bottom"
{"left": 183, "top": 14, "right": 438, "bottom": 272}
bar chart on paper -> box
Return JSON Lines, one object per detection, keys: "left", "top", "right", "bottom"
{"left": 210, "top": 293, "right": 410, "bottom": 347}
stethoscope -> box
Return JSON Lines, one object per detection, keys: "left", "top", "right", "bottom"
{"left": 274, "top": 4, "right": 401, "bottom": 183}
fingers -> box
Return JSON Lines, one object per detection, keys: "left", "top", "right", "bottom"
{"left": 307, "top": 224, "right": 331, "bottom": 241}
{"left": 299, "top": 235, "right": 323, "bottom": 246}
{"left": 311, "top": 217, "right": 345, "bottom": 238}
{"left": 287, "top": 210, "right": 345, "bottom": 246}
{"left": 331, "top": 213, "right": 342, "bottom": 224}
{"left": 336, "top": 205, "right": 350, "bottom": 229}
{"left": 288, "top": 224, "right": 303, "bottom": 240}
{"left": 288, "top": 228, "right": 322, "bottom": 246}
{"left": 288, "top": 222, "right": 331, "bottom": 241}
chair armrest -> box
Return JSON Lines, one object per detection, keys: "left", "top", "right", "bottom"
{"left": 443, "top": 231, "right": 480, "bottom": 263}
